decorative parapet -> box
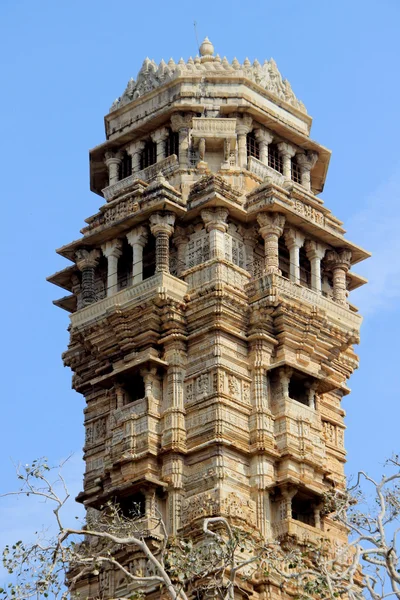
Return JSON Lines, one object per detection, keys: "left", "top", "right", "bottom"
{"left": 247, "top": 273, "right": 362, "bottom": 331}
{"left": 247, "top": 156, "right": 285, "bottom": 185}
{"left": 70, "top": 272, "right": 188, "bottom": 329}
{"left": 191, "top": 117, "right": 237, "bottom": 143}
{"left": 272, "top": 519, "right": 327, "bottom": 544}
{"left": 102, "top": 154, "right": 179, "bottom": 201}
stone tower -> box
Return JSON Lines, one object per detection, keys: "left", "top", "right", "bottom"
{"left": 49, "top": 38, "right": 369, "bottom": 599}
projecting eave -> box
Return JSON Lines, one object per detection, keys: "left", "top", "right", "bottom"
{"left": 47, "top": 265, "right": 78, "bottom": 292}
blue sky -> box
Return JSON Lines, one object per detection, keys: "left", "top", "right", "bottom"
{"left": 0, "top": 0, "right": 399, "bottom": 566}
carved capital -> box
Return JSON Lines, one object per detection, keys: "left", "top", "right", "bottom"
{"left": 304, "top": 239, "right": 327, "bottom": 261}
{"left": 296, "top": 151, "right": 319, "bottom": 171}
{"left": 149, "top": 212, "right": 176, "bottom": 237}
{"left": 75, "top": 248, "right": 101, "bottom": 271}
{"left": 325, "top": 249, "right": 352, "bottom": 270}
{"left": 126, "top": 225, "right": 148, "bottom": 248}
{"left": 170, "top": 112, "right": 194, "bottom": 132}
{"left": 201, "top": 208, "right": 229, "bottom": 232}
{"left": 104, "top": 151, "right": 122, "bottom": 166}
{"left": 151, "top": 127, "right": 169, "bottom": 144}
{"left": 101, "top": 239, "right": 123, "bottom": 259}
{"left": 254, "top": 128, "right": 274, "bottom": 145}
{"left": 257, "top": 212, "right": 285, "bottom": 237}
{"left": 277, "top": 142, "right": 297, "bottom": 159}
{"left": 236, "top": 114, "right": 253, "bottom": 136}
{"left": 284, "top": 227, "right": 305, "bottom": 250}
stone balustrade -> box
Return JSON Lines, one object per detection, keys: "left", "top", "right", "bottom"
{"left": 247, "top": 273, "right": 361, "bottom": 330}
{"left": 247, "top": 155, "right": 285, "bottom": 185}
{"left": 191, "top": 117, "right": 237, "bottom": 139}
{"left": 102, "top": 154, "right": 179, "bottom": 201}
{"left": 70, "top": 272, "right": 188, "bottom": 328}
{"left": 272, "top": 518, "right": 326, "bottom": 544}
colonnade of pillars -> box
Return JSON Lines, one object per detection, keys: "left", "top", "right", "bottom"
{"left": 236, "top": 115, "right": 318, "bottom": 190}
{"left": 256, "top": 212, "right": 351, "bottom": 305}
{"left": 75, "top": 208, "right": 352, "bottom": 308}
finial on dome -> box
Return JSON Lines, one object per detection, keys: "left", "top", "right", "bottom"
{"left": 199, "top": 36, "right": 214, "bottom": 57}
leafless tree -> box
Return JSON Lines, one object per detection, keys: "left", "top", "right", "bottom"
{"left": 1, "top": 455, "right": 400, "bottom": 600}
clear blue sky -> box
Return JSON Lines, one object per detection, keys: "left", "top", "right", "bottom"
{"left": 0, "top": 0, "right": 399, "bottom": 556}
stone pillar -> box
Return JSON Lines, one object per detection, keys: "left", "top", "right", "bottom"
{"left": 149, "top": 213, "right": 176, "bottom": 273}
{"left": 257, "top": 213, "right": 286, "bottom": 274}
{"left": 254, "top": 128, "right": 274, "bottom": 164}
{"left": 126, "top": 225, "right": 148, "bottom": 285}
{"left": 115, "top": 383, "right": 124, "bottom": 409}
{"left": 140, "top": 367, "right": 158, "bottom": 399}
{"left": 129, "top": 140, "right": 146, "bottom": 174}
{"left": 277, "top": 142, "right": 297, "bottom": 179}
{"left": 306, "top": 381, "right": 318, "bottom": 409}
{"left": 151, "top": 127, "right": 169, "bottom": 163}
{"left": 326, "top": 249, "right": 352, "bottom": 305}
{"left": 201, "top": 208, "right": 229, "bottom": 259}
{"left": 296, "top": 151, "right": 319, "bottom": 191}
{"left": 281, "top": 487, "right": 297, "bottom": 520}
{"left": 284, "top": 228, "right": 305, "bottom": 283}
{"left": 174, "top": 226, "right": 189, "bottom": 277}
{"left": 305, "top": 240, "right": 327, "bottom": 292}
{"left": 101, "top": 240, "right": 123, "bottom": 296}
{"left": 171, "top": 113, "right": 193, "bottom": 169}
{"left": 236, "top": 115, "right": 253, "bottom": 168}
{"left": 104, "top": 152, "right": 122, "bottom": 186}
{"left": 75, "top": 249, "right": 101, "bottom": 306}
{"left": 240, "top": 226, "right": 257, "bottom": 275}
{"left": 279, "top": 367, "right": 292, "bottom": 400}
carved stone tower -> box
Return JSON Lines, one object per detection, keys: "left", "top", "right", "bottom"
{"left": 49, "top": 38, "right": 369, "bottom": 599}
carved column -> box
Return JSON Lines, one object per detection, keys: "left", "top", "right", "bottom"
{"left": 174, "top": 226, "right": 189, "bottom": 277}
{"left": 257, "top": 213, "right": 286, "bottom": 274}
{"left": 101, "top": 240, "right": 123, "bottom": 296}
{"left": 305, "top": 381, "right": 318, "bottom": 409}
{"left": 296, "top": 151, "right": 319, "bottom": 191}
{"left": 126, "top": 225, "right": 148, "bottom": 285}
{"left": 140, "top": 367, "right": 158, "bottom": 399}
{"left": 254, "top": 128, "right": 274, "bottom": 164}
{"left": 171, "top": 113, "right": 193, "bottom": 169}
{"left": 129, "top": 140, "right": 146, "bottom": 174}
{"left": 115, "top": 383, "right": 124, "bottom": 409}
{"left": 104, "top": 152, "right": 122, "bottom": 186}
{"left": 151, "top": 127, "right": 169, "bottom": 162}
{"left": 279, "top": 367, "right": 292, "bottom": 400}
{"left": 305, "top": 240, "right": 327, "bottom": 292}
{"left": 201, "top": 208, "right": 229, "bottom": 259}
{"left": 75, "top": 249, "right": 101, "bottom": 306}
{"left": 149, "top": 213, "right": 176, "bottom": 273}
{"left": 326, "top": 249, "right": 352, "bottom": 305}
{"left": 281, "top": 486, "right": 297, "bottom": 520}
{"left": 277, "top": 142, "right": 297, "bottom": 179}
{"left": 284, "top": 228, "right": 305, "bottom": 283}
{"left": 240, "top": 226, "right": 257, "bottom": 275}
{"left": 236, "top": 115, "right": 253, "bottom": 168}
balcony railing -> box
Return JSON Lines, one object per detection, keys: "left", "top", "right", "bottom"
{"left": 70, "top": 272, "right": 188, "bottom": 329}
{"left": 247, "top": 155, "right": 285, "bottom": 185}
{"left": 102, "top": 154, "right": 179, "bottom": 201}
{"left": 192, "top": 117, "right": 237, "bottom": 140}
{"left": 247, "top": 273, "right": 362, "bottom": 330}
{"left": 272, "top": 519, "right": 326, "bottom": 544}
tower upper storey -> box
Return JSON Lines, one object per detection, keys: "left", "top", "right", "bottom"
{"left": 89, "top": 38, "right": 329, "bottom": 198}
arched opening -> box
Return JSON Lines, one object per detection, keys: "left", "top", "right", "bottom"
{"left": 278, "top": 236, "right": 290, "bottom": 279}
{"left": 140, "top": 140, "right": 157, "bottom": 170}
{"left": 165, "top": 129, "right": 179, "bottom": 159}
{"left": 268, "top": 144, "right": 283, "bottom": 173}
{"left": 299, "top": 246, "right": 311, "bottom": 288}
{"left": 246, "top": 131, "right": 260, "bottom": 160}
{"left": 118, "top": 150, "right": 132, "bottom": 181}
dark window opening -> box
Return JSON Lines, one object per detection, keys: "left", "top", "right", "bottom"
{"left": 165, "top": 129, "right": 179, "bottom": 159}
{"left": 292, "top": 494, "right": 315, "bottom": 527}
{"left": 278, "top": 236, "right": 290, "bottom": 279}
{"left": 140, "top": 140, "right": 157, "bottom": 170}
{"left": 117, "top": 492, "right": 146, "bottom": 518}
{"left": 122, "top": 373, "right": 145, "bottom": 405}
{"left": 299, "top": 246, "right": 311, "bottom": 288}
{"left": 118, "top": 151, "right": 132, "bottom": 181}
{"left": 291, "top": 157, "right": 301, "bottom": 184}
{"left": 289, "top": 372, "right": 309, "bottom": 406}
{"left": 117, "top": 239, "right": 133, "bottom": 291}
{"left": 246, "top": 131, "right": 260, "bottom": 160}
{"left": 143, "top": 235, "right": 156, "bottom": 280}
{"left": 268, "top": 144, "right": 283, "bottom": 174}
